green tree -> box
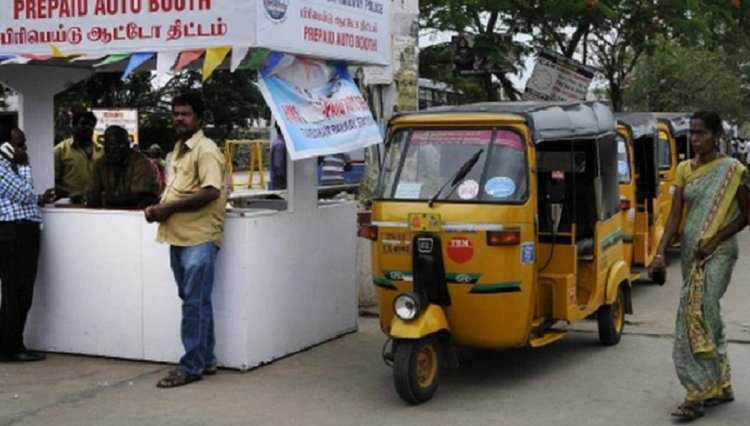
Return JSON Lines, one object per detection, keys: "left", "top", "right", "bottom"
{"left": 623, "top": 39, "right": 747, "bottom": 122}
{"left": 54, "top": 69, "right": 269, "bottom": 150}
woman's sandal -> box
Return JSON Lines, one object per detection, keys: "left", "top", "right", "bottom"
{"left": 156, "top": 368, "right": 202, "bottom": 388}
{"left": 671, "top": 402, "right": 704, "bottom": 421}
{"left": 705, "top": 388, "right": 735, "bottom": 407}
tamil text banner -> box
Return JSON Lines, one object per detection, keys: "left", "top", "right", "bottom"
{"left": 257, "top": 0, "right": 390, "bottom": 66}
{"left": 258, "top": 53, "right": 381, "bottom": 160}
{"left": 523, "top": 48, "right": 596, "bottom": 101}
{"left": 0, "top": 0, "right": 257, "bottom": 55}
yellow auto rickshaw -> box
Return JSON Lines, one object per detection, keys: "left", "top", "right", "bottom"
{"left": 652, "top": 113, "right": 690, "bottom": 224}
{"left": 359, "top": 101, "right": 632, "bottom": 404}
{"left": 615, "top": 113, "right": 666, "bottom": 284}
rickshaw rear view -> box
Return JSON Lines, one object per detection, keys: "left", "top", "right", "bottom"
{"left": 360, "top": 101, "right": 632, "bottom": 404}
{"left": 615, "top": 113, "right": 667, "bottom": 284}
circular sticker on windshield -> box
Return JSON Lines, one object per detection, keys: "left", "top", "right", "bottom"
{"left": 484, "top": 177, "right": 516, "bottom": 198}
{"left": 458, "top": 179, "right": 479, "bottom": 200}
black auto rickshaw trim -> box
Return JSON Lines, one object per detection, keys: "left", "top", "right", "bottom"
{"left": 469, "top": 280, "right": 522, "bottom": 294}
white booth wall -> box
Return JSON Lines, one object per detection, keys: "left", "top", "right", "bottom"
{"left": 25, "top": 202, "right": 358, "bottom": 370}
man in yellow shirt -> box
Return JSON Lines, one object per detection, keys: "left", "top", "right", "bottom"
{"left": 53, "top": 111, "right": 102, "bottom": 203}
{"left": 144, "top": 92, "right": 226, "bottom": 388}
{"left": 86, "top": 125, "right": 160, "bottom": 208}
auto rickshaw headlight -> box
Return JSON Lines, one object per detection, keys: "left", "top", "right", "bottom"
{"left": 393, "top": 293, "right": 423, "bottom": 321}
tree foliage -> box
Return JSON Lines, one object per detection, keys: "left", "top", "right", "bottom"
{"left": 419, "top": 0, "right": 750, "bottom": 116}
{"left": 54, "top": 69, "right": 269, "bottom": 151}
{"left": 623, "top": 38, "right": 746, "bottom": 121}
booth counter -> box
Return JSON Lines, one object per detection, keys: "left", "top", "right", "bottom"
{"left": 25, "top": 200, "right": 358, "bottom": 371}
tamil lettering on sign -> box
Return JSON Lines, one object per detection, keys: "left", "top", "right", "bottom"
{"left": 0, "top": 0, "right": 390, "bottom": 65}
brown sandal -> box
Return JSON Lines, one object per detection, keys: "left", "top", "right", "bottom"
{"left": 156, "top": 368, "right": 202, "bottom": 388}
{"left": 671, "top": 401, "right": 704, "bottom": 421}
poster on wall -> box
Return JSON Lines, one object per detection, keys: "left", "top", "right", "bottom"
{"left": 92, "top": 108, "right": 139, "bottom": 146}
{"left": 523, "top": 48, "right": 596, "bottom": 101}
{"left": 258, "top": 52, "right": 381, "bottom": 160}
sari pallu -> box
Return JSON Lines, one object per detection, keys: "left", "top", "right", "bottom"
{"left": 673, "top": 157, "right": 747, "bottom": 403}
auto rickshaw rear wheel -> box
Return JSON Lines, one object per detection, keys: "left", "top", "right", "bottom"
{"left": 393, "top": 336, "right": 441, "bottom": 404}
{"left": 597, "top": 285, "right": 625, "bottom": 346}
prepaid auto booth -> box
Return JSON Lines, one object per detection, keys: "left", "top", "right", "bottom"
{"left": 0, "top": 0, "right": 389, "bottom": 369}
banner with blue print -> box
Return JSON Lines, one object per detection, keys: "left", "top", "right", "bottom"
{"left": 258, "top": 52, "right": 382, "bottom": 160}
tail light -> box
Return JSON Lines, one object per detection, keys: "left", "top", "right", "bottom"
{"left": 486, "top": 229, "right": 521, "bottom": 246}
{"left": 357, "top": 211, "right": 378, "bottom": 241}
{"left": 620, "top": 198, "right": 631, "bottom": 211}
{"left": 358, "top": 224, "right": 378, "bottom": 241}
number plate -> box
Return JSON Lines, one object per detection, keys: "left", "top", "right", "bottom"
{"left": 408, "top": 213, "right": 442, "bottom": 232}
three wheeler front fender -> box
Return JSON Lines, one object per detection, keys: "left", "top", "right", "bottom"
{"left": 389, "top": 304, "right": 450, "bottom": 339}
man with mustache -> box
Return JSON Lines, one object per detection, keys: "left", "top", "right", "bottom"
{"left": 85, "top": 125, "right": 160, "bottom": 208}
{"left": 144, "top": 92, "right": 226, "bottom": 388}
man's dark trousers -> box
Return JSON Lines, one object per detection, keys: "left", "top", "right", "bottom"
{"left": 0, "top": 220, "right": 40, "bottom": 356}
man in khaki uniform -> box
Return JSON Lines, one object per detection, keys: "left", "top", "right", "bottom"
{"left": 86, "top": 125, "right": 160, "bottom": 208}
{"left": 54, "top": 111, "right": 102, "bottom": 203}
{"left": 144, "top": 92, "right": 226, "bottom": 388}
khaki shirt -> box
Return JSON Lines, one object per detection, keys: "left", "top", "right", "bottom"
{"left": 54, "top": 138, "right": 104, "bottom": 197}
{"left": 87, "top": 151, "right": 161, "bottom": 203}
{"left": 157, "top": 130, "right": 226, "bottom": 247}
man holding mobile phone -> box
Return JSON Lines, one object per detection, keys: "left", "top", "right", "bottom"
{"left": 0, "top": 126, "right": 53, "bottom": 362}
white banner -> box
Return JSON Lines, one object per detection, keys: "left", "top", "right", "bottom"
{"left": 0, "top": 0, "right": 256, "bottom": 55}
{"left": 92, "top": 108, "right": 139, "bottom": 146}
{"left": 257, "top": 0, "right": 390, "bottom": 65}
{"left": 0, "top": 1, "right": 390, "bottom": 65}
{"left": 523, "top": 48, "right": 596, "bottom": 102}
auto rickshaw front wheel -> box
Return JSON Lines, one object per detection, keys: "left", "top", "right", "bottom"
{"left": 597, "top": 286, "right": 625, "bottom": 346}
{"left": 393, "top": 336, "right": 441, "bottom": 404}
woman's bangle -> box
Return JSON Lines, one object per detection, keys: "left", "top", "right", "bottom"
{"left": 654, "top": 254, "right": 664, "bottom": 259}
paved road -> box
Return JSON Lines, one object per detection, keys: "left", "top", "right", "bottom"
{"left": 2, "top": 233, "right": 750, "bottom": 425}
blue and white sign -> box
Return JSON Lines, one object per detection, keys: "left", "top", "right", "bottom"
{"left": 521, "top": 242, "right": 535, "bottom": 264}
{"left": 484, "top": 177, "right": 516, "bottom": 198}
{"left": 259, "top": 53, "right": 383, "bottom": 160}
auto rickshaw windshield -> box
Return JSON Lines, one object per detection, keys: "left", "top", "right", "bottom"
{"left": 378, "top": 128, "right": 528, "bottom": 203}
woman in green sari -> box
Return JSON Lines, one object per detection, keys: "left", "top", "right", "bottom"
{"left": 651, "top": 111, "right": 749, "bottom": 421}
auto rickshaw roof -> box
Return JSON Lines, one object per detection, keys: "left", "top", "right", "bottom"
{"left": 651, "top": 112, "right": 691, "bottom": 137}
{"left": 395, "top": 101, "right": 615, "bottom": 143}
{"left": 614, "top": 113, "right": 659, "bottom": 140}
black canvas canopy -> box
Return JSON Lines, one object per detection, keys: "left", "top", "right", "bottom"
{"left": 400, "top": 101, "right": 616, "bottom": 142}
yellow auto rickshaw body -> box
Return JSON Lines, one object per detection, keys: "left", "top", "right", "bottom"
{"left": 370, "top": 102, "right": 631, "bottom": 349}
{"left": 653, "top": 113, "right": 690, "bottom": 227}
{"left": 615, "top": 114, "right": 666, "bottom": 282}
{"left": 366, "top": 101, "right": 633, "bottom": 403}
